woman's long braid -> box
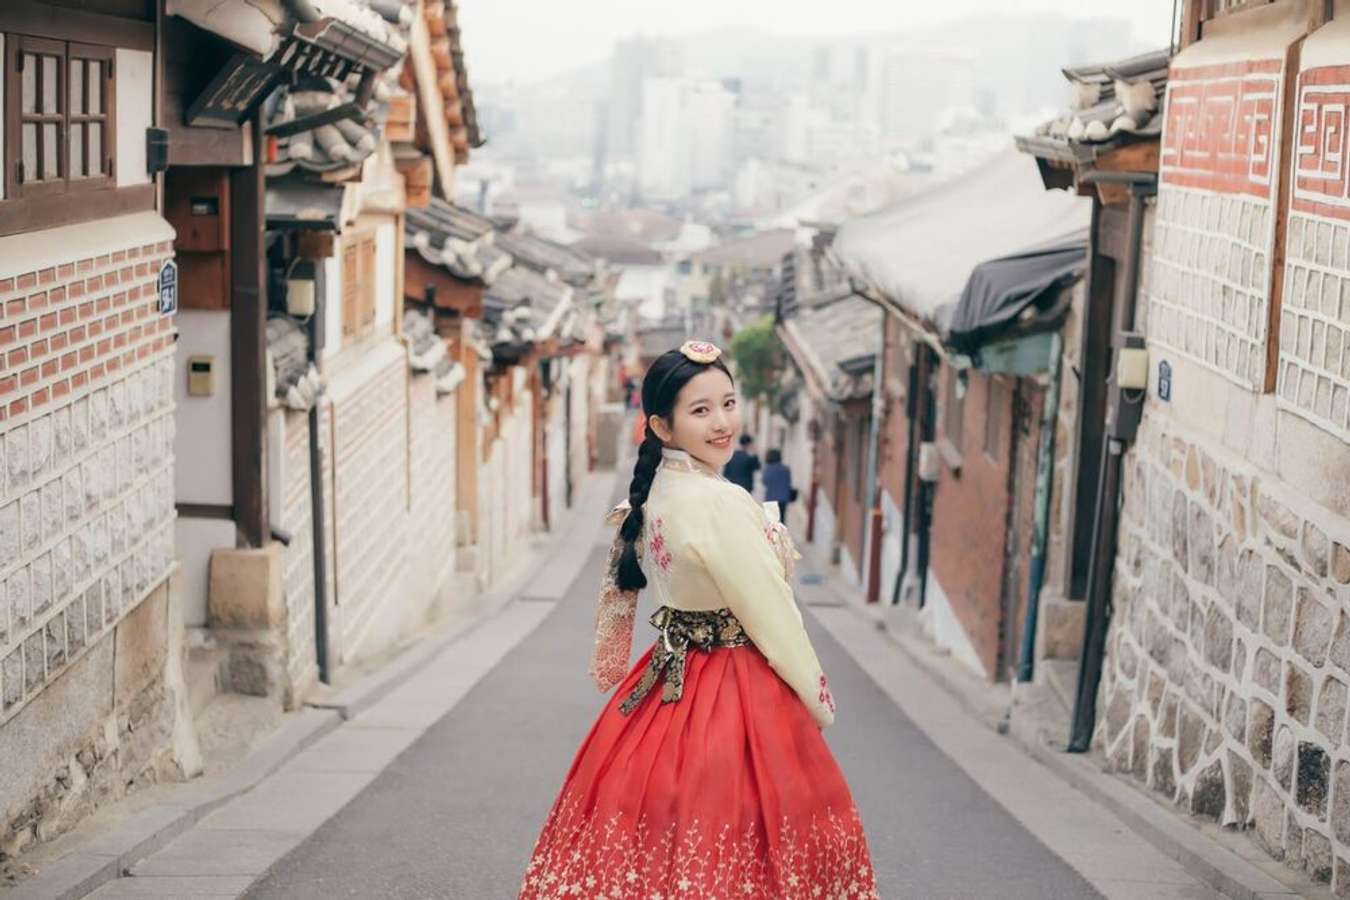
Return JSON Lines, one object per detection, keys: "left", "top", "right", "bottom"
{"left": 615, "top": 423, "right": 664, "bottom": 591}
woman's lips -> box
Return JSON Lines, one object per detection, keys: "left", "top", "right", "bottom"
{"left": 709, "top": 436, "right": 731, "bottom": 449}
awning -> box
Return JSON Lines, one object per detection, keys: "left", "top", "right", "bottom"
{"left": 942, "top": 229, "right": 1089, "bottom": 355}
{"left": 831, "top": 151, "right": 1089, "bottom": 327}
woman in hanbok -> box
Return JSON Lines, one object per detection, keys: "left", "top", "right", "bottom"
{"left": 519, "top": 341, "right": 877, "bottom": 900}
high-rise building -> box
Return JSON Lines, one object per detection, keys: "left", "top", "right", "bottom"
{"left": 637, "top": 77, "right": 734, "bottom": 201}
{"left": 606, "top": 37, "right": 684, "bottom": 163}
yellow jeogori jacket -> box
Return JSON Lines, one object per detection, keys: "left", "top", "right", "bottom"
{"left": 589, "top": 447, "right": 836, "bottom": 729}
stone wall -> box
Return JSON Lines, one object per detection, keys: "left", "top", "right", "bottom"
{"left": 0, "top": 216, "right": 191, "bottom": 857}
{"left": 276, "top": 407, "right": 328, "bottom": 704}
{"left": 1093, "top": 12, "right": 1350, "bottom": 892}
{"left": 328, "top": 347, "right": 410, "bottom": 663}
{"left": 407, "top": 370, "right": 457, "bottom": 611}
{"left": 1101, "top": 413, "right": 1350, "bottom": 887}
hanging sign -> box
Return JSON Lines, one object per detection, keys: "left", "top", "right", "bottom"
{"left": 1157, "top": 360, "right": 1172, "bottom": 402}
{"left": 158, "top": 260, "right": 179, "bottom": 316}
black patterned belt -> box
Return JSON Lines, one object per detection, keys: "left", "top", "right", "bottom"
{"left": 618, "top": 606, "right": 752, "bottom": 716}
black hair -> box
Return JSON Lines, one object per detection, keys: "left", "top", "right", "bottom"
{"left": 615, "top": 347, "right": 734, "bottom": 591}
{"left": 739, "top": 434, "right": 753, "bottom": 446}
{"left": 765, "top": 448, "right": 782, "bottom": 464}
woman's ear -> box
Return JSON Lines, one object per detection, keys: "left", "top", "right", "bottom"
{"left": 649, "top": 415, "right": 672, "bottom": 443}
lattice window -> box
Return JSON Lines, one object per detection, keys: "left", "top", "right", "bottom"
{"left": 341, "top": 232, "right": 378, "bottom": 344}
{"left": 7, "top": 35, "right": 114, "bottom": 198}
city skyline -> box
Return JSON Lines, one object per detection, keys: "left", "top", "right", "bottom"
{"left": 461, "top": 0, "right": 1178, "bottom": 85}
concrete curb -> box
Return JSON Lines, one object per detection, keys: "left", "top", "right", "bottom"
{"left": 6, "top": 466, "right": 621, "bottom": 900}
{"left": 795, "top": 541, "right": 1314, "bottom": 900}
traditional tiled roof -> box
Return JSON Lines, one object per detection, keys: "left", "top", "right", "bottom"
{"left": 692, "top": 229, "right": 796, "bottom": 269}
{"left": 259, "top": 0, "right": 415, "bottom": 178}
{"left": 781, "top": 295, "right": 880, "bottom": 403}
{"left": 483, "top": 267, "right": 573, "bottom": 342}
{"left": 423, "top": 0, "right": 484, "bottom": 162}
{"left": 775, "top": 245, "right": 877, "bottom": 403}
{"left": 403, "top": 307, "right": 465, "bottom": 392}
{"left": 570, "top": 235, "right": 664, "bottom": 267}
{"left": 1016, "top": 49, "right": 1169, "bottom": 165}
{"left": 405, "top": 199, "right": 510, "bottom": 283}
{"left": 496, "top": 231, "right": 598, "bottom": 286}
{"left": 266, "top": 317, "right": 322, "bottom": 410}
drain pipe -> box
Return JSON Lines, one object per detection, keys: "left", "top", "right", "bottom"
{"left": 1016, "top": 330, "right": 1063, "bottom": 682}
{"left": 1068, "top": 170, "right": 1157, "bottom": 752}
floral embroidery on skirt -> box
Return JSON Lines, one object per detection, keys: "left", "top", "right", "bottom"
{"left": 520, "top": 639, "right": 877, "bottom": 900}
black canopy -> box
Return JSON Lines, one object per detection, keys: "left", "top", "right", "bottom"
{"left": 942, "top": 229, "right": 1089, "bottom": 355}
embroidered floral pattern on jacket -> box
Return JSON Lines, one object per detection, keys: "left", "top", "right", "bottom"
{"left": 648, "top": 516, "right": 673, "bottom": 571}
{"left": 818, "top": 674, "right": 836, "bottom": 716}
{"left": 764, "top": 519, "right": 802, "bottom": 582}
{"left": 519, "top": 791, "right": 879, "bottom": 900}
{"left": 588, "top": 503, "right": 641, "bottom": 693}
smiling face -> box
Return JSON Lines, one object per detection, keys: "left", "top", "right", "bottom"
{"left": 650, "top": 367, "right": 741, "bottom": 469}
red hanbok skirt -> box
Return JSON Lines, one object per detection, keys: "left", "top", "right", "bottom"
{"left": 519, "top": 642, "right": 878, "bottom": 899}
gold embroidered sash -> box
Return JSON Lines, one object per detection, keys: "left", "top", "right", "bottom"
{"left": 618, "top": 606, "right": 752, "bottom": 716}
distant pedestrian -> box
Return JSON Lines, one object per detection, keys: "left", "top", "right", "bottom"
{"left": 722, "top": 434, "right": 760, "bottom": 494}
{"left": 518, "top": 340, "right": 875, "bottom": 899}
{"left": 762, "top": 448, "right": 794, "bottom": 524}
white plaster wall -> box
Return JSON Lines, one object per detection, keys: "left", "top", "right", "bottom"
{"left": 920, "top": 571, "right": 988, "bottom": 678}
{"left": 174, "top": 517, "right": 235, "bottom": 627}
{"left": 374, "top": 220, "right": 396, "bottom": 331}
{"left": 174, "top": 310, "right": 232, "bottom": 505}
{"left": 878, "top": 487, "right": 904, "bottom": 607}
{"left": 115, "top": 49, "right": 152, "bottom": 188}
{"left": 814, "top": 499, "right": 837, "bottom": 559}
{"left": 322, "top": 255, "right": 342, "bottom": 363}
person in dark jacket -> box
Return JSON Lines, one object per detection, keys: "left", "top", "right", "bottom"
{"left": 722, "top": 435, "right": 760, "bottom": 494}
{"left": 762, "top": 449, "right": 794, "bottom": 524}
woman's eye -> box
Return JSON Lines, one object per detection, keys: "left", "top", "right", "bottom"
{"left": 724, "top": 398, "right": 737, "bottom": 409}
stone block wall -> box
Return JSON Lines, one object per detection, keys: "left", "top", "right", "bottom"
{"left": 0, "top": 240, "right": 177, "bottom": 723}
{"left": 0, "top": 225, "right": 185, "bottom": 855}
{"left": 1095, "top": 17, "right": 1350, "bottom": 892}
{"left": 407, "top": 371, "right": 457, "bottom": 610}
{"left": 1101, "top": 414, "right": 1350, "bottom": 887}
{"left": 276, "top": 407, "right": 329, "bottom": 704}
{"left": 328, "top": 350, "right": 410, "bottom": 663}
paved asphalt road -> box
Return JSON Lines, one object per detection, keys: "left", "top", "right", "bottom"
{"left": 242, "top": 530, "right": 1100, "bottom": 898}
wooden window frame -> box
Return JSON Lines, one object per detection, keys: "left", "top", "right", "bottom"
{"left": 341, "top": 231, "right": 378, "bottom": 346}
{"left": 5, "top": 35, "right": 116, "bottom": 200}
{"left": 0, "top": 8, "right": 154, "bottom": 239}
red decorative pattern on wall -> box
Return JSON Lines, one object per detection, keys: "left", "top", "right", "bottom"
{"left": 1293, "top": 65, "right": 1350, "bottom": 221}
{"left": 1160, "top": 60, "right": 1283, "bottom": 199}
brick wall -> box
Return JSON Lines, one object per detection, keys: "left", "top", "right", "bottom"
{"left": 0, "top": 240, "right": 177, "bottom": 724}
{"left": 1147, "top": 60, "right": 1283, "bottom": 390}
{"left": 930, "top": 371, "right": 1013, "bottom": 678}
{"left": 1094, "top": 25, "right": 1350, "bottom": 889}
{"left": 1278, "top": 61, "right": 1350, "bottom": 439}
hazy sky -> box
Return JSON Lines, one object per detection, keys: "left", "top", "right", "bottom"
{"left": 459, "top": 0, "right": 1178, "bottom": 85}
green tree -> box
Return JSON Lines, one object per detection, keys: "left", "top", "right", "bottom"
{"left": 730, "top": 316, "right": 786, "bottom": 403}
